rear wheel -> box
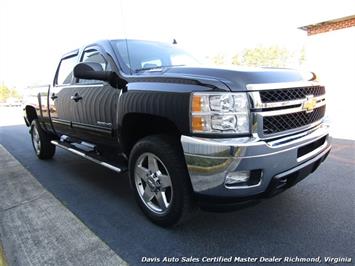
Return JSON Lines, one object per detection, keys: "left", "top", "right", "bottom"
{"left": 129, "top": 135, "right": 195, "bottom": 227}
{"left": 30, "top": 120, "right": 56, "bottom": 159}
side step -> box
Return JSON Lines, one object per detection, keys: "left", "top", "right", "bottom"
{"left": 51, "top": 140, "right": 127, "bottom": 173}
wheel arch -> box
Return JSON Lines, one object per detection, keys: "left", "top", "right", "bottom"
{"left": 120, "top": 113, "right": 183, "bottom": 156}
{"left": 24, "top": 105, "right": 38, "bottom": 126}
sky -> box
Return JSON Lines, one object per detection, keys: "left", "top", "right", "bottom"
{"left": 1, "top": 0, "right": 355, "bottom": 88}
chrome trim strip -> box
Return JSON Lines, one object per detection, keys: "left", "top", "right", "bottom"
{"left": 267, "top": 125, "right": 320, "bottom": 147}
{"left": 257, "top": 100, "right": 326, "bottom": 116}
{"left": 72, "top": 121, "right": 112, "bottom": 134}
{"left": 258, "top": 120, "right": 324, "bottom": 140}
{"left": 225, "top": 179, "right": 263, "bottom": 190}
{"left": 51, "top": 141, "right": 122, "bottom": 173}
{"left": 181, "top": 124, "right": 329, "bottom": 159}
{"left": 246, "top": 81, "right": 321, "bottom": 91}
{"left": 183, "top": 138, "right": 320, "bottom": 160}
{"left": 253, "top": 95, "right": 326, "bottom": 110}
{"left": 248, "top": 91, "right": 262, "bottom": 109}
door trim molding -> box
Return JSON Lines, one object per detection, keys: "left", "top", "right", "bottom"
{"left": 72, "top": 121, "right": 112, "bottom": 135}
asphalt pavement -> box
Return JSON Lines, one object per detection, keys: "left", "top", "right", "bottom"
{"left": 0, "top": 124, "right": 354, "bottom": 265}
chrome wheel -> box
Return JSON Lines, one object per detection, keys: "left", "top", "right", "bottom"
{"left": 134, "top": 152, "right": 173, "bottom": 214}
{"left": 32, "top": 126, "right": 41, "bottom": 154}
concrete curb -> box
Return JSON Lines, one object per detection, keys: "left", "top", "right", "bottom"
{"left": 0, "top": 145, "right": 128, "bottom": 266}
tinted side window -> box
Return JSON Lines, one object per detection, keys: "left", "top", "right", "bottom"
{"left": 83, "top": 50, "right": 110, "bottom": 69}
{"left": 56, "top": 55, "right": 77, "bottom": 85}
{"left": 78, "top": 50, "right": 111, "bottom": 84}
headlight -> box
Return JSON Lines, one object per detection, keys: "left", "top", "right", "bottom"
{"left": 191, "top": 92, "right": 250, "bottom": 134}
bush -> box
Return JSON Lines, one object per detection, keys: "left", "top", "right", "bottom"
{"left": 0, "top": 85, "right": 22, "bottom": 102}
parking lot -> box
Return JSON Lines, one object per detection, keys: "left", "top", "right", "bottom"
{"left": 0, "top": 107, "right": 354, "bottom": 265}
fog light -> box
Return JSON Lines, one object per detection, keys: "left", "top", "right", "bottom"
{"left": 225, "top": 171, "right": 250, "bottom": 185}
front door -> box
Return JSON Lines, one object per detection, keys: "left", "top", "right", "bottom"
{"left": 70, "top": 47, "right": 120, "bottom": 146}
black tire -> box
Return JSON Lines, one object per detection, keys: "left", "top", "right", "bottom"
{"left": 129, "top": 135, "right": 195, "bottom": 227}
{"left": 30, "top": 120, "right": 56, "bottom": 159}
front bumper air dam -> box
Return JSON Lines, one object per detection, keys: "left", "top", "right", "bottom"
{"left": 181, "top": 124, "right": 331, "bottom": 201}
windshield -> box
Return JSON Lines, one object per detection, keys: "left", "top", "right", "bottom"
{"left": 113, "top": 40, "right": 199, "bottom": 73}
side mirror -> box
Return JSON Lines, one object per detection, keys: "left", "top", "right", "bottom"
{"left": 73, "top": 62, "right": 126, "bottom": 88}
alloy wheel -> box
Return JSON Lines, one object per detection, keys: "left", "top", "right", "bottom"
{"left": 134, "top": 152, "right": 173, "bottom": 214}
{"left": 32, "top": 126, "right": 41, "bottom": 154}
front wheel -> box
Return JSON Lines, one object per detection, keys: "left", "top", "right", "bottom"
{"left": 129, "top": 135, "right": 195, "bottom": 227}
{"left": 30, "top": 120, "right": 56, "bottom": 159}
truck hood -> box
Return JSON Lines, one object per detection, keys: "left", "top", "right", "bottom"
{"left": 163, "top": 66, "right": 304, "bottom": 91}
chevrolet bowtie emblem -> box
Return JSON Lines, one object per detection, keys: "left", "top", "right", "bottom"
{"left": 303, "top": 95, "right": 317, "bottom": 112}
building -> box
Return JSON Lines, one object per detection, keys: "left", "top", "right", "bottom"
{"left": 300, "top": 15, "right": 355, "bottom": 140}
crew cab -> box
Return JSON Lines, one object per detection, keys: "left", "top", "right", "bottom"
{"left": 24, "top": 40, "right": 331, "bottom": 226}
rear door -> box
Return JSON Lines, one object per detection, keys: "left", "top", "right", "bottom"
{"left": 49, "top": 52, "right": 79, "bottom": 136}
{"left": 70, "top": 46, "right": 120, "bottom": 145}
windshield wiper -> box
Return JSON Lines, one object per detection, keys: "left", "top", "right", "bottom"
{"left": 134, "top": 64, "right": 185, "bottom": 73}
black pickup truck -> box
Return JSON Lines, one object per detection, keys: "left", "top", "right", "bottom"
{"left": 24, "top": 39, "right": 331, "bottom": 226}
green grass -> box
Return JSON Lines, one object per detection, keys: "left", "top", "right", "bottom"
{"left": 0, "top": 243, "right": 7, "bottom": 266}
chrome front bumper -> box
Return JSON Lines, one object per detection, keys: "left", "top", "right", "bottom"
{"left": 181, "top": 124, "right": 331, "bottom": 198}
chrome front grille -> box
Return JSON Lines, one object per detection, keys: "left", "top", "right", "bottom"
{"left": 247, "top": 81, "right": 327, "bottom": 138}
{"left": 259, "top": 85, "right": 325, "bottom": 102}
{"left": 263, "top": 105, "right": 326, "bottom": 135}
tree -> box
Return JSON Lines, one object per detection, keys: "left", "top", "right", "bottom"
{"left": 223, "top": 46, "right": 303, "bottom": 68}
{"left": 231, "top": 54, "right": 241, "bottom": 65}
{"left": 212, "top": 54, "right": 225, "bottom": 65}
{"left": 0, "top": 85, "right": 11, "bottom": 102}
{"left": 240, "top": 46, "right": 290, "bottom": 67}
{"left": 0, "top": 84, "right": 22, "bottom": 102}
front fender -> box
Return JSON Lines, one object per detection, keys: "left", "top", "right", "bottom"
{"left": 117, "top": 90, "right": 191, "bottom": 134}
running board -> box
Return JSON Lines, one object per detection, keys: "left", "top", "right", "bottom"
{"left": 51, "top": 140, "right": 127, "bottom": 173}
